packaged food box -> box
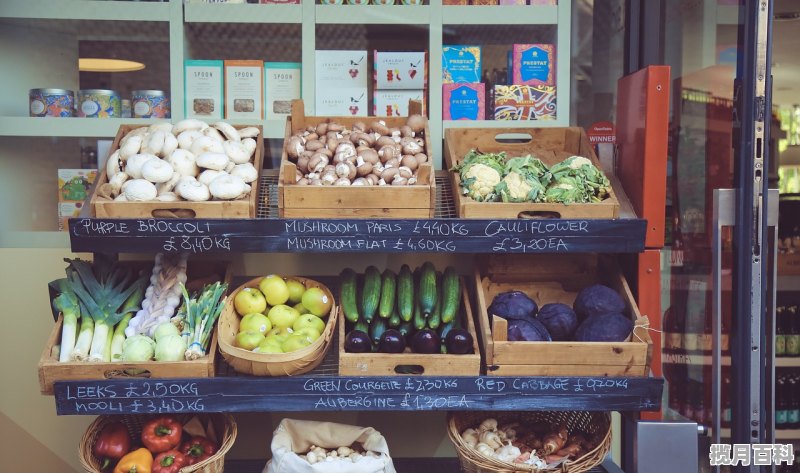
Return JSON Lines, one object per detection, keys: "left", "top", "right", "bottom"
{"left": 374, "top": 51, "right": 427, "bottom": 90}
{"left": 224, "top": 60, "right": 264, "bottom": 120}
{"left": 499, "top": 0, "right": 525, "bottom": 4}
{"left": 58, "top": 169, "right": 97, "bottom": 203}
{"left": 493, "top": 84, "right": 556, "bottom": 120}
{"left": 265, "top": 62, "right": 301, "bottom": 120}
{"left": 442, "top": 45, "right": 482, "bottom": 83}
{"left": 58, "top": 202, "right": 85, "bottom": 231}
{"left": 442, "top": 83, "right": 485, "bottom": 120}
{"left": 316, "top": 87, "right": 368, "bottom": 116}
{"left": 472, "top": 0, "right": 498, "bottom": 4}
{"left": 315, "top": 50, "right": 368, "bottom": 88}
{"left": 512, "top": 43, "right": 555, "bottom": 86}
{"left": 373, "top": 89, "right": 425, "bottom": 117}
{"left": 443, "top": 0, "right": 469, "bottom": 4}
{"left": 185, "top": 59, "right": 224, "bottom": 119}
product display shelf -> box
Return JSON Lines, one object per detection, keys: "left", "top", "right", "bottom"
{"left": 0, "top": 117, "right": 168, "bottom": 138}
{"left": 663, "top": 352, "right": 800, "bottom": 368}
{"left": 0, "top": 0, "right": 171, "bottom": 21}
{"left": 67, "top": 172, "right": 649, "bottom": 254}
{"left": 716, "top": 428, "right": 800, "bottom": 441}
{"left": 315, "top": 4, "right": 431, "bottom": 24}
{"left": 224, "top": 457, "right": 627, "bottom": 473}
{"left": 184, "top": 2, "right": 303, "bottom": 23}
{"left": 778, "top": 275, "right": 800, "bottom": 292}
{"left": 441, "top": 5, "right": 557, "bottom": 25}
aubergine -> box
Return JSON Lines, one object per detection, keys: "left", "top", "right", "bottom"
{"left": 444, "top": 328, "right": 474, "bottom": 354}
{"left": 378, "top": 329, "right": 406, "bottom": 353}
{"left": 344, "top": 330, "right": 372, "bottom": 353}
{"left": 411, "top": 329, "right": 440, "bottom": 354}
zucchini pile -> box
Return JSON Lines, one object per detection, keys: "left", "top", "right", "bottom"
{"left": 341, "top": 263, "right": 474, "bottom": 355}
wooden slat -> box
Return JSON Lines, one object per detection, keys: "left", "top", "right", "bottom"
{"left": 488, "top": 363, "right": 649, "bottom": 377}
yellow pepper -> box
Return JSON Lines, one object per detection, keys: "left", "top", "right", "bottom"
{"left": 113, "top": 448, "right": 153, "bottom": 473}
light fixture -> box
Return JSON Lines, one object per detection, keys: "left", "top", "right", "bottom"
{"left": 78, "top": 58, "right": 145, "bottom": 73}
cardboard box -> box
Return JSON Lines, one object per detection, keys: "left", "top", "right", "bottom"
{"left": 493, "top": 84, "right": 556, "bottom": 120}
{"left": 58, "top": 169, "right": 97, "bottom": 203}
{"left": 442, "top": 83, "right": 484, "bottom": 120}
{"left": 442, "top": 45, "right": 482, "bottom": 83}
{"left": 316, "top": 87, "right": 368, "bottom": 116}
{"left": 373, "top": 89, "right": 425, "bottom": 117}
{"left": 512, "top": 43, "right": 555, "bottom": 86}
{"left": 185, "top": 60, "right": 224, "bottom": 119}
{"left": 265, "top": 62, "right": 301, "bottom": 120}
{"left": 315, "top": 50, "right": 368, "bottom": 88}
{"left": 58, "top": 202, "right": 86, "bottom": 231}
{"left": 224, "top": 60, "right": 264, "bottom": 120}
{"left": 374, "top": 51, "right": 427, "bottom": 90}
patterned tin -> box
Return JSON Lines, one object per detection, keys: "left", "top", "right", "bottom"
{"left": 78, "top": 89, "right": 121, "bottom": 118}
{"left": 29, "top": 89, "right": 74, "bottom": 117}
{"left": 121, "top": 99, "right": 132, "bottom": 118}
{"left": 132, "top": 90, "right": 171, "bottom": 118}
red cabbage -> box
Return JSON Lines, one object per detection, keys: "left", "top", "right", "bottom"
{"left": 488, "top": 291, "right": 539, "bottom": 321}
{"left": 536, "top": 303, "right": 578, "bottom": 341}
{"left": 573, "top": 284, "right": 626, "bottom": 322}
{"left": 508, "top": 318, "right": 551, "bottom": 342}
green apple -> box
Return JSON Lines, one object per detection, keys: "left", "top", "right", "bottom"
{"left": 294, "top": 302, "right": 310, "bottom": 315}
{"left": 267, "top": 326, "right": 293, "bottom": 338}
{"left": 281, "top": 334, "right": 314, "bottom": 353}
{"left": 255, "top": 338, "right": 284, "bottom": 354}
{"left": 259, "top": 275, "right": 290, "bottom": 306}
{"left": 293, "top": 326, "right": 322, "bottom": 342}
{"left": 301, "top": 287, "right": 332, "bottom": 317}
{"left": 233, "top": 287, "right": 267, "bottom": 316}
{"left": 235, "top": 331, "right": 265, "bottom": 351}
{"left": 293, "top": 313, "right": 326, "bottom": 335}
{"left": 268, "top": 304, "right": 300, "bottom": 329}
{"left": 239, "top": 313, "right": 272, "bottom": 335}
{"left": 264, "top": 334, "right": 289, "bottom": 347}
{"left": 286, "top": 278, "right": 306, "bottom": 304}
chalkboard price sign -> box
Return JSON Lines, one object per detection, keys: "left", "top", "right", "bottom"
{"left": 54, "top": 376, "right": 663, "bottom": 415}
{"left": 69, "top": 217, "right": 647, "bottom": 254}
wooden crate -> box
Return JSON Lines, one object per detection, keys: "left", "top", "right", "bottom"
{"left": 278, "top": 100, "right": 435, "bottom": 218}
{"left": 473, "top": 254, "right": 652, "bottom": 376}
{"left": 338, "top": 278, "right": 481, "bottom": 376}
{"left": 38, "top": 260, "right": 231, "bottom": 395}
{"left": 444, "top": 127, "right": 621, "bottom": 219}
{"left": 91, "top": 124, "right": 264, "bottom": 218}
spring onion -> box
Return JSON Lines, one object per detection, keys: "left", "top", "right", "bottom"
{"left": 180, "top": 281, "right": 228, "bottom": 360}
{"left": 52, "top": 279, "right": 81, "bottom": 362}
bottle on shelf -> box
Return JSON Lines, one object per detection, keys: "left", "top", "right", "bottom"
{"left": 777, "top": 305, "right": 787, "bottom": 357}
{"left": 776, "top": 373, "right": 789, "bottom": 430}
{"left": 789, "top": 373, "right": 800, "bottom": 429}
{"left": 788, "top": 306, "right": 800, "bottom": 358}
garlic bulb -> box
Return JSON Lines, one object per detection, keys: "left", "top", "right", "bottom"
{"left": 461, "top": 428, "right": 479, "bottom": 448}
{"left": 479, "top": 418, "right": 498, "bottom": 433}
{"left": 479, "top": 430, "right": 503, "bottom": 450}
{"left": 496, "top": 442, "right": 522, "bottom": 463}
{"left": 475, "top": 442, "right": 496, "bottom": 458}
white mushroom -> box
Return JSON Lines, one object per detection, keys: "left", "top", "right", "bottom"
{"left": 141, "top": 159, "right": 174, "bottom": 183}
{"left": 156, "top": 192, "right": 179, "bottom": 202}
{"left": 114, "top": 194, "right": 128, "bottom": 202}
{"left": 223, "top": 141, "right": 251, "bottom": 164}
{"left": 142, "top": 130, "right": 166, "bottom": 156}
{"left": 108, "top": 171, "right": 129, "bottom": 196}
{"left": 162, "top": 133, "right": 178, "bottom": 157}
{"left": 203, "top": 126, "right": 225, "bottom": 142}
{"left": 242, "top": 138, "right": 257, "bottom": 157}
{"left": 198, "top": 169, "right": 227, "bottom": 187}
{"left": 119, "top": 135, "right": 143, "bottom": 160}
{"left": 178, "top": 130, "right": 203, "bottom": 150}
{"left": 173, "top": 119, "right": 208, "bottom": 134}
{"left": 125, "top": 154, "right": 157, "bottom": 179}
{"left": 191, "top": 135, "right": 225, "bottom": 156}
{"left": 213, "top": 122, "right": 241, "bottom": 142}
{"left": 196, "top": 152, "right": 229, "bottom": 171}
{"left": 124, "top": 126, "right": 149, "bottom": 139}
{"left": 156, "top": 172, "right": 181, "bottom": 195}
{"left": 122, "top": 179, "right": 157, "bottom": 201}
{"left": 176, "top": 177, "right": 211, "bottom": 202}
{"left": 209, "top": 174, "right": 249, "bottom": 200}
{"left": 230, "top": 163, "right": 258, "bottom": 183}
{"left": 237, "top": 127, "right": 260, "bottom": 139}
{"left": 167, "top": 149, "right": 199, "bottom": 177}
{"left": 224, "top": 161, "right": 235, "bottom": 173}
{"left": 148, "top": 122, "right": 174, "bottom": 134}
{"left": 106, "top": 150, "right": 122, "bottom": 177}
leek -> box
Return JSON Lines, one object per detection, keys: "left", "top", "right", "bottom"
{"left": 52, "top": 279, "right": 81, "bottom": 362}
{"left": 181, "top": 281, "right": 228, "bottom": 360}
{"left": 110, "top": 314, "right": 132, "bottom": 362}
{"left": 71, "top": 311, "right": 94, "bottom": 361}
{"left": 65, "top": 256, "right": 148, "bottom": 363}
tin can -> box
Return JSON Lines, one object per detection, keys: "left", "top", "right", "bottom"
{"left": 29, "top": 89, "right": 74, "bottom": 117}
{"left": 78, "top": 89, "right": 121, "bottom": 118}
{"left": 132, "top": 90, "right": 171, "bottom": 118}
{"left": 121, "top": 99, "right": 132, "bottom": 118}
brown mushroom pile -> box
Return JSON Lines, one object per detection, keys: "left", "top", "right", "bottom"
{"left": 285, "top": 114, "right": 428, "bottom": 186}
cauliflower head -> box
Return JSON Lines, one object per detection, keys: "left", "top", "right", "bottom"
{"left": 462, "top": 163, "right": 502, "bottom": 202}
{"left": 496, "top": 171, "right": 547, "bottom": 203}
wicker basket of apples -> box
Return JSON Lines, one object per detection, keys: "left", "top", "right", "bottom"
{"left": 217, "top": 275, "right": 338, "bottom": 376}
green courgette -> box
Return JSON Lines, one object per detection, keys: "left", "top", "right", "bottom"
{"left": 378, "top": 269, "right": 396, "bottom": 319}
{"left": 441, "top": 266, "right": 461, "bottom": 324}
{"left": 427, "top": 271, "right": 443, "bottom": 330}
{"left": 388, "top": 310, "right": 401, "bottom": 328}
{"left": 397, "top": 264, "right": 414, "bottom": 322}
{"left": 418, "top": 262, "right": 437, "bottom": 317}
{"left": 360, "top": 266, "right": 381, "bottom": 323}
{"left": 340, "top": 268, "right": 360, "bottom": 323}
{"left": 370, "top": 317, "right": 387, "bottom": 346}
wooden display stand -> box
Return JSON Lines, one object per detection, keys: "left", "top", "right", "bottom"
{"left": 473, "top": 254, "right": 652, "bottom": 376}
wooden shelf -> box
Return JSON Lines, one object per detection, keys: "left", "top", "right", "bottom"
{"left": 0, "top": 0, "right": 171, "bottom": 21}
{"left": 316, "top": 4, "right": 431, "bottom": 24}
{"left": 441, "top": 5, "right": 557, "bottom": 25}
{"left": 184, "top": 3, "right": 302, "bottom": 24}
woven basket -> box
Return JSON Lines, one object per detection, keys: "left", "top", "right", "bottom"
{"left": 447, "top": 411, "right": 611, "bottom": 473}
{"left": 217, "top": 276, "right": 338, "bottom": 376}
{"left": 78, "top": 413, "right": 237, "bottom": 473}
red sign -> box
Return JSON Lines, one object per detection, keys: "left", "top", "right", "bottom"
{"left": 588, "top": 121, "right": 616, "bottom": 144}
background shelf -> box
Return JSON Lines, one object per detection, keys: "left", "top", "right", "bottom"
{"left": 441, "top": 5, "right": 557, "bottom": 25}
{"left": 315, "top": 5, "right": 431, "bottom": 25}
{"left": 184, "top": 3, "right": 303, "bottom": 24}
{"left": 0, "top": 0, "right": 171, "bottom": 21}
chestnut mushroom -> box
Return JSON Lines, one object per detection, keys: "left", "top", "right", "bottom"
{"left": 376, "top": 136, "right": 396, "bottom": 149}
{"left": 359, "top": 148, "right": 379, "bottom": 164}
{"left": 402, "top": 139, "right": 424, "bottom": 155}
{"left": 401, "top": 155, "right": 419, "bottom": 171}
{"left": 315, "top": 123, "right": 328, "bottom": 135}
{"left": 415, "top": 153, "right": 429, "bottom": 164}
{"left": 392, "top": 176, "right": 408, "bottom": 186}
{"left": 381, "top": 167, "right": 400, "bottom": 182}
{"left": 308, "top": 154, "right": 329, "bottom": 173}
{"left": 397, "top": 166, "right": 413, "bottom": 179}
{"left": 352, "top": 121, "right": 367, "bottom": 132}
{"left": 286, "top": 136, "right": 304, "bottom": 160}
{"left": 297, "top": 155, "right": 311, "bottom": 174}
{"left": 306, "top": 139, "right": 324, "bottom": 151}
{"left": 355, "top": 159, "right": 373, "bottom": 177}
{"left": 327, "top": 122, "right": 345, "bottom": 132}
{"left": 378, "top": 145, "right": 400, "bottom": 163}
{"left": 371, "top": 120, "right": 390, "bottom": 136}
{"left": 366, "top": 174, "right": 379, "bottom": 185}
{"left": 385, "top": 157, "right": 400, "bottom": 169}
{"left": 400, "top": 125, "right": 414, "bottom": 138}
{"left": 406, "top": 114, "right": 426, "bottom": 133}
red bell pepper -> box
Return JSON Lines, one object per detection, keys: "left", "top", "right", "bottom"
{"left": 152, "top": 449, "right": 188, "bottom": 473}
{"left": 92, "top": 421, "right": 132, "bottom": 471}
{"left": 141, "top": 416, "right": 182, "bottom": 453}
{"left": 180, "top": 436, "right": 218, "bottom": 465}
